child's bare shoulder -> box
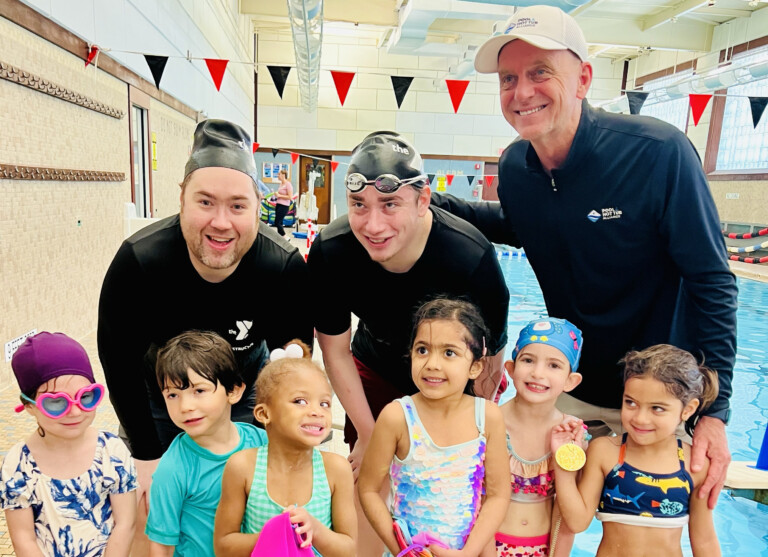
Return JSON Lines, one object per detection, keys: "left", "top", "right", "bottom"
{"left": 586, "top": 435, "right": 621, "bottom": 458}
{"left": 321, "top": 451, "right": 353, "bottom": 479}
{"left": 680, "top": 441, "right": 709, "bottom": 484}
{"left": 226, "top": 446, "right": 259, "bottom": 471}
{"left": 377, "top": 400, "right": 408, "bottom": 425}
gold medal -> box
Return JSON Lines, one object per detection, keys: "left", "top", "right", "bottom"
{"left": 555, "top": 442, "right": 586, "bottom": 471}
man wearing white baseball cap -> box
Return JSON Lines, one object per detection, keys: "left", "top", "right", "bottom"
{"left": 435, "top": 3, "right": 736, "bottom": 520}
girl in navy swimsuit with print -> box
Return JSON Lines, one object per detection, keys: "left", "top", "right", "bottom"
{"left": 552, "top": 345, "right": 721, "bottom": 557}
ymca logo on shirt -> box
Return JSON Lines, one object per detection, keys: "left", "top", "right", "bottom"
{"left": 229, "top": 320, "right": 253, "bottom": 341}
{"left": 587, "top": 208, "right": 623, "bottom": 222}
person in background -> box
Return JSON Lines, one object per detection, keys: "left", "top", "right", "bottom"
{"left": 98, "top": 119, "right": 312, "bottom": 556}
{"left": 433, "top": 4, "right": 737, "bottom": 510}
{"left": 275, "top": 168, "right": 294, "bottom": 236}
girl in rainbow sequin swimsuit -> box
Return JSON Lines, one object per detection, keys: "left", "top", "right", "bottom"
{"left": 496, "top": 318, "right": 586, "bottom": 557}
{"left": 552, "top": 345, "right": 721, "bottom": 557}
{"left": 358, "top": 298, "right": 511, "bottom": 556}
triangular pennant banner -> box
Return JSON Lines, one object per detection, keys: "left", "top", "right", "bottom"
{"left": 689, "top": 94, "right": 712, "bottom": 127}
{"left": 267, "top": 65, "right": 291, "bottom": 99}
{"left": 85, "top": 45, "right": 99, "bottom": 68}
{"left": 748, "top": 97, "right": 768, "bottom": 128}
{"left": 252, "top": 142, "right": 260, "bottom": 153}
{"left": 390, "top": 76, "right": 414, "bottom": 109}
{"left": 205, "top": 58, "right": 229, "bottom": 91}
{"left": 331, "top": 161, "right": 339, "bottom": 172}
{"left": 446, "top": 174, "right": 454, "bottom": 185}
{"left": 144, "top": 55, "right": 168, "bottom": 89}
{"left": 290, "top": 152, "right": 299, "bottom": 164}
{"left": 271, "top": 148, "right": 279, "bottom": 158}
{"left": 626, "top": 91, "right": 649, "bottom": 115}
{"left": 467, "top": 175, "right": 475, "bottom": 186}
{"left": 445, "top": 79, "right": 470, "bottom": 113}
{"left": 427, "top": 174, "right": 435, "bottom": 186}
{"left": 484, "top": 175, "right": 494, "bottom": 188}
{"left": 331, "top": 71, "right": 355, "bottom": 106}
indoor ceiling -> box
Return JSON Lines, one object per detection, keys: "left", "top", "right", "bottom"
{"left": 242, "top": 0, "right": 768, "bottom": 67}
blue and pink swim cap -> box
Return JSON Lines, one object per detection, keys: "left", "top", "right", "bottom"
{"left": 511, "top": 317, "right": 583, "bottom": 372}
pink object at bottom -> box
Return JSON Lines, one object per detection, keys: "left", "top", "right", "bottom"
{"left": 250, "top": 512, "right": 314, "bottom": 557}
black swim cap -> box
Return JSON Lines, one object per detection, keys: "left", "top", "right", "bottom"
{"left": 347, "top": 131, "right": 424, "bottom": 184}
{"left": 184, "top": 119, "right": 259, "bottom": 184}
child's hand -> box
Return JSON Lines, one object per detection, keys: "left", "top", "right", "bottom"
{"left": 428, "top": 546, "right": 463, "bottom": 557}
{"left": 550, "top": 419, "right": 583, "bottom": 453}
{"left": 286, "top": 505, "right": 315, "bottom": 549}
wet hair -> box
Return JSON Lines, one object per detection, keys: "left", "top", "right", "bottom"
{"left": 156, "top": 330, "right": 243, "bottom": 393}
{"left": 409, "top": 297, "right": 490, "bottom": 395}
{"left": 621, "top": 344, "right": 719, "bottom": 437}
{"left": 254, "top": 339, "right": 329, "bottom": 408}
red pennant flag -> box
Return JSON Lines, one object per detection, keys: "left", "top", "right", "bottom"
{"left": 291, "top": 152, "right": 299, "bottom": 164}
{"left": 331, "top": 161, "right": 339, "bottom": 172}
{"left": 689, "top": 94, "right": 712, "bottom": 127}
{"left": 446, "top": 174, "right": 455, "bottom": 185}
{"left": 445, "top": 79, "right": 469, "bottom": 113}
{"left": 484, "top": 175, "right": 495, "bottom": 188}
{"left": 85, "top": 45, "right": 99, "bottom": 68}
{"left": 331, "top": 71, "right": 355, "bottom": 106}
{"left": 252, "top": 142, "right": 260, "bottom": 153}
{"left": 205, "top": 58, "right": 229, "bottom": 91}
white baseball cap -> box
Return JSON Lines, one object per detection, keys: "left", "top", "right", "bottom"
{"left": 474, "top": 5, "right": 588, "bottom": 74}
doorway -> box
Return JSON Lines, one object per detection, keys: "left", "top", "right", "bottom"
{"left": 299, "top": 156, "right": 331, "bottom": 225}
{"left": 482, "top": 162, "right": 499, "bottom": 201}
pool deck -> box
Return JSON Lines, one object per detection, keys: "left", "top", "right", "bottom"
{"left": 729, "top": 260, "right": 768, "bottom": 282}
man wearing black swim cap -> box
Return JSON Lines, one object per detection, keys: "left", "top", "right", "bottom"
{"left": 97, "top": 119, "right": 313, "bottom": 555}
{"left": 307, "top": 131, "right": 510, "bottom": 556}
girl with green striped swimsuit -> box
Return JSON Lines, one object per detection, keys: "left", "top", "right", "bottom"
{"left": 214, "top": 341, "right": 356, "bottom": 556}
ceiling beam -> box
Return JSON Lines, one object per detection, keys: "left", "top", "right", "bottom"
{"left": 240, "top": 0, "right": 399, "bottom": 27}
{"left": 570, "top": 0, "right": 611, "bottom": 18}
{"left": 697, "top": 8, "right": 753, "bottom": 18}
{"left": 580, "top": 15, "right": 712, "bottom": 52}
{"left": 642, "top": 0, "right": 708, "bottom": 31}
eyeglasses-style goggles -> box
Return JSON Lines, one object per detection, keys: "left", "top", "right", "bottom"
{"left": 345, "top": 173, "right": 427, "bottom": 194}
{"left": 15, "top": 383, "right": 105, "bottom": 419}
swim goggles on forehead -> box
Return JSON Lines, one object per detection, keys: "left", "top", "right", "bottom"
{"left": 14, "top": 383, "right": 105, "bottom": 419}
{"left": 345, "top": 173, "right": 427, "bottom": 194}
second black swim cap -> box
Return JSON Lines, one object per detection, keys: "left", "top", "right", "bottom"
{"left": 347, "top": 131, "right": 424, "bottom": 182}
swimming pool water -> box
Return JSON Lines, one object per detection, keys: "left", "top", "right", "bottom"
{"left": 497, "top": 255, "right": 768, "bottom": 556}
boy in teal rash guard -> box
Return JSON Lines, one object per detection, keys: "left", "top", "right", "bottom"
{"left": 146, "top": 331, "right": 268, "bottom": 556}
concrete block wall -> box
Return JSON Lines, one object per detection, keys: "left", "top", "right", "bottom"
{"left": 0, "top": 16, "right": 130, "bottom": 389}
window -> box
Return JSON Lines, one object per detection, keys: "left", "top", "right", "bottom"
{"left": 716, "top": 46, "right": 768, "bottom": 171}
{"left": 131, "top": 105, "right": 152, "bottom": 217}
{"left": 639, "top": 70, "right": 694, "bottom": 133}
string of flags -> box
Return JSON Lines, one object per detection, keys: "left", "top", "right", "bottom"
{"left": 263, "top": 146, "right": 498, "bottom": 192}
{"left": 626, "top": 90, "right": 767, "bottom": 128}
{"left": 82, "top": 43, "right": 767, "bottom": 125}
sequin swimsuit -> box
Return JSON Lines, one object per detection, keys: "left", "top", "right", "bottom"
{"left": 597, "top": 433, "right": 692, "bottom": 528}
{"left": 389, "top": 395, "right": 487, "bottom": 552}
{"left": 507, "top": 436, "right": 555, "bottom": 503}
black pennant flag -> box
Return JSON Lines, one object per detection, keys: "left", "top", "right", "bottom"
{"left": 748, "top": 97, "right": 768, "bottom": 129}
{"left": 271, "top": 148, "right": 279, "bottom": 158}
{"left": 427, "top": 173, "right": 435, "bottom": 186}
{"left": 144, "top": 55, "right": 169, "bottom": 89}
{"left": 467, "top": 175, "right": 475, "bottom": 186}
{"left": 391, "top": 76, "right": 414, "bottom": 109}
{"left": 626, "top": 91, "right": 650, "bottom": 115}
{"left": 267, "top": 66, "right": 291, "bottom": 99}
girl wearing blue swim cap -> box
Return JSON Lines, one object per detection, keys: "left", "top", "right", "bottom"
{"left": 495, "top": 317, "right": 585, "bottom": 557}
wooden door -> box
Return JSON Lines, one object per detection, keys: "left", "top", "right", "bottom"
{"left": 298, "top": 156, "right": 331, "bottom": 224}
{"left": 482, "top": 162, "right": 499, "bottom": 201}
